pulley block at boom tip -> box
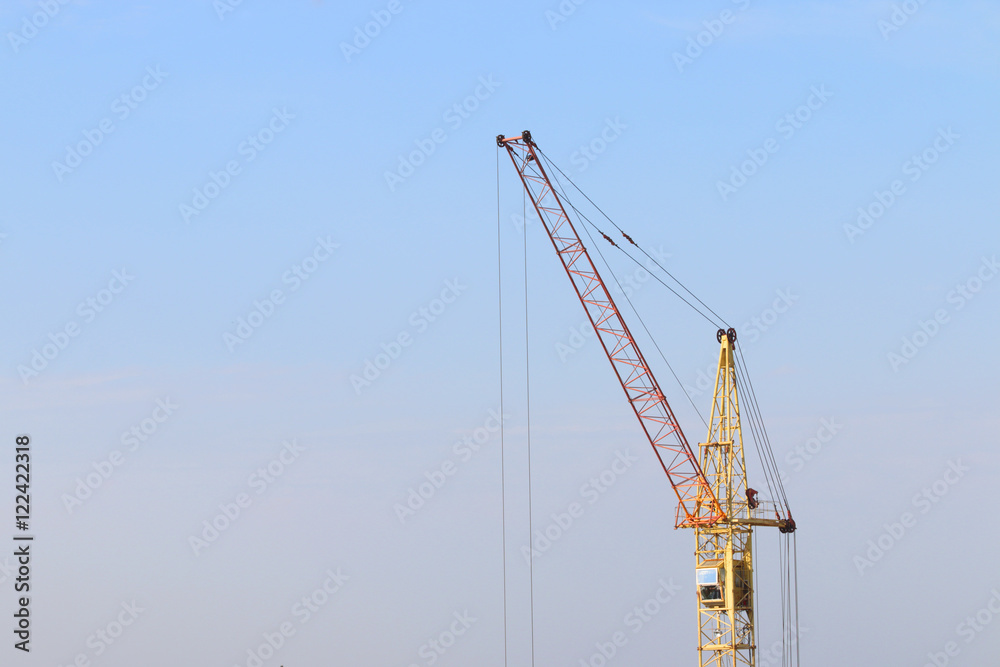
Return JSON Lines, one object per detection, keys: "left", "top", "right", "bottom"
{"left": 497, "top": 131, "right": 530, "bottom": 147}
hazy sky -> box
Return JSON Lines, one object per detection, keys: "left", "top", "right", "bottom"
{"left": 2, "top": 1, "right": 999, "bottom": 666}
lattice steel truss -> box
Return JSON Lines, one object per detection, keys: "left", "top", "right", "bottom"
{"left": 695, "top": 330, "right": 756, "bottom": 666}
{"left": 498, "top": 131, "right": 723, "bottom": 527}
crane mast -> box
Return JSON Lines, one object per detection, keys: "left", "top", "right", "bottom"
{"left": 498, "top": 130, "right": 797, "bottom": 667}
{"left": 694, "top": 328, "right": 789, "bottom": 666}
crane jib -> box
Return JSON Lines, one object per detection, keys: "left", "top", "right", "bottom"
{"left": 497, "top": 131, "right": 724, "bottom": 528}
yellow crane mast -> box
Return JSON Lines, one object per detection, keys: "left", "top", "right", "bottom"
{"left": 693, "top": 328, "right": 792, "bottom": 666}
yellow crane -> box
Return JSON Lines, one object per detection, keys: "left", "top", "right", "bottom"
{"left": 498, "top": 131, "right": 798, "bottom": 666}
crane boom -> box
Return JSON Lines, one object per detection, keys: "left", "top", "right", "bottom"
{"left": 497, "top": 131, "right": 724, "bottom": 527}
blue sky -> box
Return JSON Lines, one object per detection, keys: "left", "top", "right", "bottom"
{"left": 2, "top": 1, "right": 999, "bottom": 665}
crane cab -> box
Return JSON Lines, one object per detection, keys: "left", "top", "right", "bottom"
{"left": 697, "top": 560, "right": 753, "bottom": 610}
{"left": 696, "top": 564, "right": 725, "bottom": 607}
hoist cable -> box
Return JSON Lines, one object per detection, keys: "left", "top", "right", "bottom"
{"left": 794, "top": 532, "right": 801, "bottom": 667}
{"left": 542, "top": 148, "right": 791, "bottom": 512}
{"left": 544, "top": 159, "right": 710, "bottom": 432}
{"left": 753, "top": 532, "right": 762, "bottom": 662}
{"left": 540, "top": 150, "right": 791, "bottom": 506}
{"left": 535, "top": 153, "right": 722, "bottom": 330}
{"left": 734, "top": 346, "right": 790, "bottom": 512}
{"left": 536, "top": 146, "right": 731, "bottom": 328}
{"left": 780, "top": 531, "right": 788, "bottom": 667}
{"left": 731, "top": 354, "right": 780, "bottom": 508}
{"left": 495, "top": 148, "right": 509, "bottom": 667}
{"left": 536, "top": 148, "right": 789, "bottom": 512}
{"left": 522, "top": 185, "right": 536, "bottom": 667}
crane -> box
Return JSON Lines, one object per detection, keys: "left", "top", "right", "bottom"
{"left": 497, "top": 130, "right": 797, "bottom": 666}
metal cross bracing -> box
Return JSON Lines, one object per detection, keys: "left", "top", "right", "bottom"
{"left": 497, "top": 131, "right": 724, "bottom": 528}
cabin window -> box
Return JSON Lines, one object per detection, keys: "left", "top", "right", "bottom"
{"left": 697, "top": 567, "right": 723, "bottom": 603}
